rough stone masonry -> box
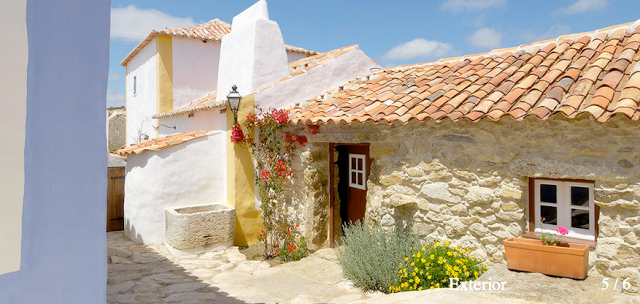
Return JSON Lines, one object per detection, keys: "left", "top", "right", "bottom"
{"left": 281, "top": 115, "right": 640, "bottom": 293}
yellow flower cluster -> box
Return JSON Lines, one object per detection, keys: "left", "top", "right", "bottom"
{"left": 389, "top": 240, "right": 488, "bottom": 293}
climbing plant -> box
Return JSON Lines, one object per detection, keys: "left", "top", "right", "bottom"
{"left": 231, "top": 107, "right": 311, "bottom": 259}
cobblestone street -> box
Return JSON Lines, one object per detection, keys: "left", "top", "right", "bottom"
{"left": 107, "top": 232, "right": 639, "bottom": 304}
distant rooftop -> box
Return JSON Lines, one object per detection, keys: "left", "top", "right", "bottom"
{"left": 121, "top": 19, "right": 316, "bottom": 66}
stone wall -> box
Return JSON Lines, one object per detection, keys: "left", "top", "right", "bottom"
{"left": 108, "top": 113, "right": 126, "bottom": 152}
{"left": 285, "top": 116, "right": 640, "bottom": 293}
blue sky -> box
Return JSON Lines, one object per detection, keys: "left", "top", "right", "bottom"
{"left": 107, "top": 0, "right": 640, "bottom": 107}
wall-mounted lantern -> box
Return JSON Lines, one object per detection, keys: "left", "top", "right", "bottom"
{"left": 227, "top": 85, "right": 242, "bottom": 125}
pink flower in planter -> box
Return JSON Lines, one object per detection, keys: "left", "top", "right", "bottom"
{"left": 557, "top": 226, "right": 569, "bottom": 236}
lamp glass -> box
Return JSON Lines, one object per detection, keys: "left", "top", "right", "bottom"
{"left": 227, "top": 85, "right": 242, "bottom": 113}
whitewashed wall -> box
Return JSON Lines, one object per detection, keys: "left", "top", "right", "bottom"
{"left": 124, "top": 134, "right": 227, "bottom": 244}
{"left": 286, "top": 51, "right": 307, "bottom": 63}
{"left": 216, "top": 0, "right": 290, "bottom": 101}
{"left": 158, "top": 110, "right": 227, "bottom": 137}
{"left": 172, "top": 37, "right": 221, "bottom": 110}
{"left": 255, "top": 46, "right": 379, "bottom": 109}
{"left": 0, "top": 0, "right": 109, "bottom": 302}
{"left": 126, "top": 39, "right": 157, "bottom": 145}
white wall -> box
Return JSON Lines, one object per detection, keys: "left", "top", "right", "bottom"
{"left": 172, "top": 37, "right": 221, "bottom": 109}
{"left": 256, "top": 46, "right": 379, "bottom": 109}
{"left": 216, "top": 0, "right": 290, "bottom": 100}
{"left": 0, "top": 0, "right": 109, "bottom": 302}
{"left": 124, "top": 134, "right": 227, "bottom": 244}
{"left": 0, "top": 0, "right": 27, "bottom": 276}
{"left": 158, "top": 110, "right": 227, "bottom": 137}
{"left": 126, "top": 38, "right": 157, "bottom": 145}
{"left": 286, "top": 51, "right": 307, "bottom": 63}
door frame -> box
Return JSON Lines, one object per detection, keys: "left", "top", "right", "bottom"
{"left": 329, "top": 142, "right": 370, "bottom": 247}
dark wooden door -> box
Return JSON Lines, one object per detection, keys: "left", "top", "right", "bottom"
{"left": 346, "top": 145, "right": 370, "bottom": 223}
{"left": 107, "top": 167, "right": 125, "bottom": 231}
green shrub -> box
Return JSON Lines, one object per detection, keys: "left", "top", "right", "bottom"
{"left": 336, "top": 221, "right": 419, "bottom": 293}
{"left": 390, "top": 240, "right": 488, "bottom": 293}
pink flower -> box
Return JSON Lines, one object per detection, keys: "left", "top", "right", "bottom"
{"left": 556, "top": 226, "right": 569, "bottom": 236}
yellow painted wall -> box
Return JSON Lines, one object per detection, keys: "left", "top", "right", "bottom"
{"left": 156, "top": 35, "right": 173, "bottom": 117}
{"left": 226, "top": 94, "right": 263, "bottom": 246}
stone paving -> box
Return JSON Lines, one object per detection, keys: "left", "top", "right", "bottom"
{"left": 107, "top": 231, "right": 639, "bottom": 304}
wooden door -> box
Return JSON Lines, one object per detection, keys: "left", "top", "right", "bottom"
{"left": 346, "top": 145, "right": 370, "bottom": 224}
{"left": 107, "top": 167, "right": 125, "bottom": 231}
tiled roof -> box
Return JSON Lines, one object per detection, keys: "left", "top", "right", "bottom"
{"left": 153, "top": 92, "right": 221, "bottom": 119}
{"left": 117, "top": 130, "right": 218, "bottom": 155}
{"left": 153, "top": 45, "right": 360, "bottom": 119}
{"left": 291, "top": 21, "right": 640, "bottom": 125}
{"left": 121, "top": 19, "right": 316, "bottom": 66}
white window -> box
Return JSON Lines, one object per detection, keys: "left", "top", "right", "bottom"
{"left": 534, "top": 179, "right": 595, "bottom": 240}
{"left": 349, "top": 154, "right": 366, "bottom": 190}
{"left": 133, "top": 76, "right": 137, "bottom": 96}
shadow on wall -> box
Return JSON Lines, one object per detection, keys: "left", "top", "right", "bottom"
{"left": 107, "top": 231, "right": 246, "bottom": 303}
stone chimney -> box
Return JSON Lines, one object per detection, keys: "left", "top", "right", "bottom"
{"left": 216, "top": 0, "right": 290, "bottom": 100}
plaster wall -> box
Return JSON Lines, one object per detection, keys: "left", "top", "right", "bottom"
{"left": 158, "top": 109, "right": 227, "bottom": 136}
{"left": 0, "top": 0, "right": 27, "bottom": 276}
{"left": 125, "top": 134, "right": 227, "bottom": 244}
{"left": 287, "top": 117, "right": 640, "bottom": 292}
{"left": 126, "top": 38, "right": 157, "bottom": 145}
{"left": 0, "top": 0, "right": 109, "bottom": 302}
{"left": 216, "top": 0, "right": 290, "bottom": 99}
{"left": 286, "top": 52, "right": 307, "bottom": 63}
{"left": 172, "top": 37, "right": 221, "bottom": 109}
{"left": 255, "top": 46, "right": 379, "bottom": 110}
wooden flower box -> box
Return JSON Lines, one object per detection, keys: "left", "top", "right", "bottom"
{"left": 503, "top": 237, "right": 589, "bottom": 279}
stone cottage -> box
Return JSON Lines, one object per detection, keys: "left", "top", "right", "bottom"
{"left": 285, "top": 21, "right": 640, "bottom": 292}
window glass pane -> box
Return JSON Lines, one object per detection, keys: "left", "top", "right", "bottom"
{"left": 540, "top": 206, "right": 557, "bottom": 225}
{"left": 358, "top": 173, "right": 363, "bottom": 185}
{"left": 351, "top": 172, "right": 356, "bottom": 184}
{"left": 571, "top": 186, "right": 589, "bottom": 207}
{"left": 571, "top": 209, "right": 590, "bottom": 229}
{"left": 540, "top": 184, "right": 557, "bottom": 204}
{"left": 358, "top": 158, "right": 363, "bottom": 170}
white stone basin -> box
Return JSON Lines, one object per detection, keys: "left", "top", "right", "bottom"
{"left": 164, "top": 203, "right": 236, "bottom": 253}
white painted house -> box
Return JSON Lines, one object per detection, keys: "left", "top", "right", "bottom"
{"left": 118, "top": 0, "right": 380, "bottom": 246}
{"left": 0, "top": 0, "right": 109, "bottom": 302}
{"left": 121, "top": 16, "right": 313, "bottom": 145}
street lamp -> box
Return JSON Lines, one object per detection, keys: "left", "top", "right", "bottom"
{"left": 227, "top": 85, "right": 242, "bottom": 125}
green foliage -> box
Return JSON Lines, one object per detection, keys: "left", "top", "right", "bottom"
{"left": 277, "top": 236, "right": 307, "bottom": 262}
{"left": 336, "top": 221, "right": 419, "bottom": 293}
{"left": 390, "top": 241, "right": 488, "bottom": 292}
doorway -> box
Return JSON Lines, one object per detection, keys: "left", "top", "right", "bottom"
{"left": 330, "top": 143, "right": 371, "bottom": 246}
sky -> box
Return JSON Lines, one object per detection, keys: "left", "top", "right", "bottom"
{"left": 107, "top": 0, "right": 640, "bottom": 108}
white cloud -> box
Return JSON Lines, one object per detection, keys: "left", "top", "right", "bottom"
{"left": 467, "top": 28, "right": 502, "bottom": 49}
{"left": 555, "top": 0, "right": 607, "bottom": 15}
{"left": 522, "top": 24, "right": 572, "bottom": 42}
{"left": 382, "top": 39, "right": 457, "bottom": 62}
{"left": 107, "top": 89, "right": 125, "bottom": 107}
{"left": 111, "top": 5, "right": 195, "bottom": 41}
{"left": 440, "top": 0, "right": 507, "bottom": 13}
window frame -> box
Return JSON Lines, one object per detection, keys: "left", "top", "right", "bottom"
{"left": 348, "top": 154, "right": 366, "bottom": 190}
{"left": 529, "top": 178, "right": 598, "bottom": 241}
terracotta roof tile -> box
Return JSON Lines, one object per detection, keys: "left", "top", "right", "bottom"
{"left": 153, "top": 92, "right": 221, "bottom": 119}
{"left": 290, "top": 20, "right": 640, "bottom": 125}
{"left": 117, "top": 130, "right": 218, "bottom": 155}
{"left": 121, "top": 19, "right": 315, "bottom": 66}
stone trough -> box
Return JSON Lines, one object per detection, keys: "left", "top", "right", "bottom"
{"left": 165, "top": 203, "right": 236, "bottom": 254}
